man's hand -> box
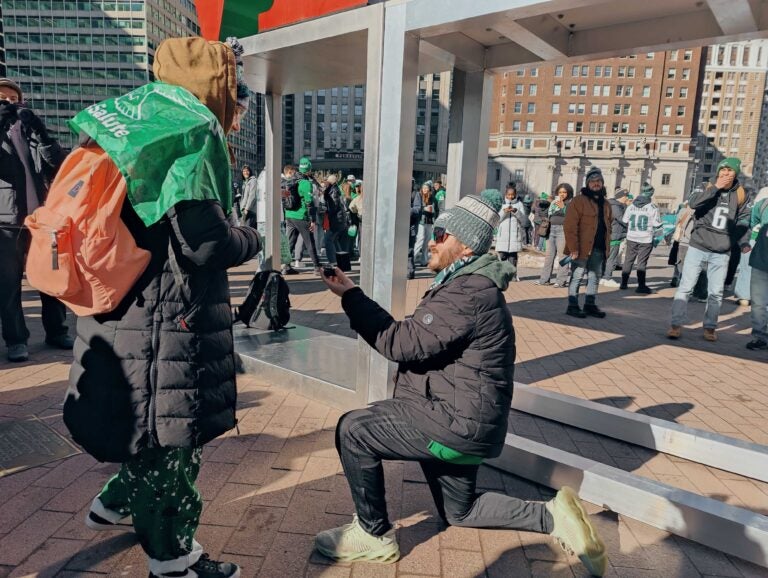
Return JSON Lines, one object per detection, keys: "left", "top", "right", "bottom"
{"left": 570, "top": 252, "right": 579, "bottom": 260}
{"left": 309, "top": 221, "right": 315, "bottom": 234}
{"left": 741, "top": 245, "right": 752, "bottom": 254}
{"left": 18, "top": 108, "right": 46, "bottom": 134}
{"left": 321, "top": 267, "right": 356, "bottom": 297}
{"left": 715, "top": 172, "right": 734, "bottom": 191}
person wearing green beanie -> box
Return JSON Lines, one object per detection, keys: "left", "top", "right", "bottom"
{"left": 284, "top": 160, "right": 322, "bottom": 272}
{"left": 668, "top": 156, "right": 751, "bottom": 341}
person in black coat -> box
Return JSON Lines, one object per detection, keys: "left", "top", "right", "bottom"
{"left": 0, "top": 78, "right": 71, "bottom": 362}
{"left": 321, "top": 174, "right": 349, "bottom": 266}
{"left": 63, "top": 38, "right": 260, "bottom": 578}
{"left": 314, "top": 195, "right": 607, "bottom": 577}
{"left": 407, "top": 184, "right": 423, "bottom": 279}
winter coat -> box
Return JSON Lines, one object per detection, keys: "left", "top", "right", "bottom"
{"left": 64, "top": 199, "right": 261, "bottom": 462}
{"left": 341, "top": 254, "right": 517, "bottom": 458}
{"left": 0, "top": 118, "right": 64, "bottom": 226}
{"left": 533, "top": 200, "right": 551, "bottom": 224}
{"left": 240, "top": 175, "right": 259, "bottom": 216}
{"left": 608, "top": 198, "right": 628, "bottom": 241}
{"left": 564, "top": 188, "right": 612, "bottom": 258}
{"left": 496, "top": 201, "right": 528, "bottom": 253}
{"left": 420, "top": 190, "right": 438, "bottom": 225}
{"left": 323, "top": 182, "right": 349, "bottom": 233}
{"left": 63, "top": 36, "right": 262, "bottom": 463}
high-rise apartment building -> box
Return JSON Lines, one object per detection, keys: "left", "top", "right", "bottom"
{"left": 286, "top": 72, "right": 451, "bottom": 181}
{"left": 693, "top": 40, "right": 768, "bottom": 189}
{"left": 0, "top": 0, "right": 263, "bottom": 172}
{"left": 488, "top": 49, "right": 705, "bottom": 210}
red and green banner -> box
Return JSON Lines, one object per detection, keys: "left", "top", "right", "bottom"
{"left": 195, "top": 0, "right": 367, "bottom": 41}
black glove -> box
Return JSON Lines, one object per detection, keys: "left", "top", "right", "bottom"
{"left": 19, "top": 108, "right": 46, "bottom": 133}
{"left": 0, "top": 101, "right": 19, "bottom": 129}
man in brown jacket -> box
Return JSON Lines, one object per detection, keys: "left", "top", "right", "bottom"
{"left": 564, "top": 167, "right": 612, "bottom": 318}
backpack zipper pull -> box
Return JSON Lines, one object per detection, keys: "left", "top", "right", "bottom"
{"left": 51, "top": 231, "right": 59, "bottom": 271}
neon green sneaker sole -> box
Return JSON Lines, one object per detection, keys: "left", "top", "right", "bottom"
{"left": 551, "top": 487, "right": 607, "bottom": 576}
{"left": 314, "top": 540, "right": 400, "bottom": 564}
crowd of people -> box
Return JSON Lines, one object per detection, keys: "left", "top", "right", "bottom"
{"left": 1, "top": 31, "right": 767, "bottom": 578}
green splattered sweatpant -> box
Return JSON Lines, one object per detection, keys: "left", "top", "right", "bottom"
{"left": 96, "top": 446, "right": 203, "bottom": 563}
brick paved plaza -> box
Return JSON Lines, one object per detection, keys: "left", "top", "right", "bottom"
{"left": 1, "top": 249, "right": 766, "bottom": 578}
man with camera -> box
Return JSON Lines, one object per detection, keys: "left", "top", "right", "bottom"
{"left": 0, "top": 78, "right": 71, "bottom": 362}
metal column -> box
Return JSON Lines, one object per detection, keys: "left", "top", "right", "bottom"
{"left": 445, "top": 69, "right": 494, "bottom": 207}
{"left": 264, "top": 93, "right": 283, "bottom": 271}
{"left": 357, "top": 2, "right": 419, "bottom": 403}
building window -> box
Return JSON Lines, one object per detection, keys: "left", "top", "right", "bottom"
{"left": 499, "top": 122, "right": 505, "bottom": 132}
{"left": 684, "top": 49, "right": 693, "bottom": 61}
{"left": 501, "top": 86, "right": 507, "bottom": 97}
{"left": 623, "top": 104, "right": 631, "bottom": 115}
{"left": 591, "top": 103, "right": 599, "bottom": 114}
{"left": 661, "top": 173, "right": 671, "bottom": 185}
{"left": 677, "top": 105, "right": 686, "bottom": 116}
{"left": 581, "top": 65, "right": 589, "bottom": 77}
{"left": 602, "top": 86, "right": 610, "bottom": 97}
{"left": 618, "top": 66, "right": 626, "bottom": 78}
{"left": 553, "top": 84, "right": 562, "bottom": 96}
{"left": 680, "top": 87, "right": 688, "bottom": 98}
{"left": 614, "top": 103, "right": 622, "bottom": 115}
{"left": 529, "top": 84, "right": 537, "bottom": 96}
{"left": 647, "top": 52, "right": 655, "bottom": 59}
{"left": 665, "top": 86, "right": 674, "bottom": 98}
{"left": 640, "top": 104, "right": 649, "bottom": 116}
{"left": 514, "top": 101, "right": 522, "bottom": 113}
{"left": 662, "top": 124, "right": 670, "bottom": 135}
{"left": 526, "top": 121, "right": 534, "bottom": 132}
{"left": 551, "top": 103, "right": 560, "bottom": 114}
{"left": 627, "top": 67, "right": 635, "bottom": 78}
{"left": 595, "top": 66, "right": 602, "bottom": 77}
{"left": 593, "top": 85, "right": 601, "bottom": 96}
{"left": 579, "top": 84, "right": 587, "bottom": 96}
{"left": 576, "top": 121, "right": 584, "bottom": 132}
{"left": 500, "top": 103, "right": 506, "bottom": 114}
{"left": 527, "top": 102, "right": 536, "bottom": 113}
{"left": 642, "top": 86, "right": 651, "bottom": 97}
{"left": 675, "top": 124, "right": 683, "bottom": 135}
{"left": 604, "top": 66, "right": 612, "bottom": 77}
{"left": 512, "top": 120, "right": 521, "bottom": 131}
{"left": 638, "top": 123, "right": 647, "bottom": 134}
{"left": 530, "top": 67, "right": 539, "bottom": 77}
{"left": 664, "top": 105, "right": 672, "bottom": 117}
{"left": 516, "top": 68, "right": 525, "bottom": 77}
{"left": 621, "top": 123, "right": 629, "bottom": 133}
{"left": 515, "top": 84, "right": 523, "bottom": 95}
{"left": 667, "top": 68, "right": 676, "bottom": 79}
{"left": 550, "top": 121, "right": 558, "bottom": 132}
{"left": 567, "top": 121, "right": 575, "bottom": 132}
{"left": 682, "top": 69, "right": 691, "bottom": 80}
{"left": 644, "top": 67, "right": 653, "bottom": 79}
{"left": 570, "top": 84, "right": 578, "bottom": 96}
{"left": 670, "top": 50, "right": 679, "bottom": 61}
{"left": 672, "top": 142, "right": 681, "bottom": 153}
{"left": 572, "top": 65, "right": 580, "bottom": 77}
{"left": 601, "top": 104, "right": 608, "bottom": 115}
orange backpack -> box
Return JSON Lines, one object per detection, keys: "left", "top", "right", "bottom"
{"left": 24, "top": 143, "right": 151, "bottom": 316}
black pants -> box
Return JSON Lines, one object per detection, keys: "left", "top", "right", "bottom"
{"left": 407, "top": 222, "right": 418, "bottom": 276}
{"left": 0, "top": 227, "right": 68, "bottom": 346}
{"left": 497, "top": 251, "right": 518, "bottom": 267}
{"left": 286, "top": 218, "right": 321, "bottom": 267}
{"left": 622, "top": 240, "right": 653, "bottom": 275}
{"left": 336, "top": 401, "right": 553, "bottom": 537}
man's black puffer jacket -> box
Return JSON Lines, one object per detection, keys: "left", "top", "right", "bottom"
{"left": 341, "top": 254, "right": 516, "bottom": 458}
{"left": 64, "top": 198, "right": 261, "bottom": 463}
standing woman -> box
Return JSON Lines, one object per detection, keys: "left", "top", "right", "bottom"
{"left": 496, "top": 184, "right": 528, "bottom": 281}
{"left": 240, "top": 165, "right": 259, "bottom": 228}
{"left": 414, "top": 182, "right": 436, "bottom": 265}
{"left": 537, "top": 183, "right": 574, "bottom": 286}
{"left": 349, "top": 182, "right": 364, "bottom": 257}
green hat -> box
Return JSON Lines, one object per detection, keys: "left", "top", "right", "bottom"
{"left": 640, "top": 182, "right": 655, "bottom": 197}
{"left": 539, "top": 192, "right": 548, "bottom": 200}
{"left": 298, "top": 157, "right": 312, "bottom": 173}
{"left": 717, "top": 157, "right": 741, "bottom": 174}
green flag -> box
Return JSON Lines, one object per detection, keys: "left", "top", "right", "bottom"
{"left": 69, "top": 82, "right": 232, "bottom": 226}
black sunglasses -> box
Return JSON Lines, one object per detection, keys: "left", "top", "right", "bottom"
{"left": 432, "top": 227, "right": 449, "bottom": 243}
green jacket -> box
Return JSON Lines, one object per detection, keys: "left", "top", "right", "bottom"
{"left": 284, "top": 176, "right": 314, "bottom": 221}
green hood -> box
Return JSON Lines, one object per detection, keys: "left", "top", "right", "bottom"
{"left": 451, "top": 253, "right": 516, "bottom": 291}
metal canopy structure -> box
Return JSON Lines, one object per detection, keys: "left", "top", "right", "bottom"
{"left": 241, "top": 0, "right": 768, "bottom": 407}
{"left": 237, "top": 0, "right": 768, "bottom": 565}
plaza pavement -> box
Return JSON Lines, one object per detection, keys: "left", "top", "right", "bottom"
{"left": 0, "top": 247, "right": 766, "bottom": 578}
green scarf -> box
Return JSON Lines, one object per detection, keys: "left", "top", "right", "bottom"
{"left": 429, "top": 255, "right": 480, "bottom": 290}
{"left": 69, "top": 81, "right": 232, "bottom": 227}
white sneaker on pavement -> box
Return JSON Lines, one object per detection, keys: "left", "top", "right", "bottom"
{"left": 599, "top": 278, "right": 620, "bottom": 288}
{"left": 546, "top": 487, "right": 607, "bottom": 576}
{"left": 315, "top": 515, "right": 400, "bottom": 564}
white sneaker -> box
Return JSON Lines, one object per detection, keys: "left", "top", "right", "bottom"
{"left": 599, "top": 279, "right": 620, "bottom": 288}
{"left": 546, "top": 487, "right": 607, "bottom": 576}
{"left": 315, "top": 515, "right": 400, "bottom": 564}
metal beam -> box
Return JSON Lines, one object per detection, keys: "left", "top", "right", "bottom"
{"left": 421, "top": 33, "right": 486, "bottom": 72}
{"left": 707, "top": 0, "right": 759, "bottom": 34}
{"left": 492, "top": 16, "right": 568, "bottom": 60}
{"left": 488, "top": 434, "right": 768, "bottom": 568}
{"left": 263, "top": 93, "right": 282, "bottom": 272}
{"left": 485, "top": 42, "right": 544, "bottom": 71}
{"left": 511, "top": 384, "right": 768, "bottom": 483}
{"left": 418, "top": 39, "right": 456, "bottom": 75}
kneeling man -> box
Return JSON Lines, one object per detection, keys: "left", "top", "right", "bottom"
{"left": 317, "top": 195, "right": 607, "bottom": 576}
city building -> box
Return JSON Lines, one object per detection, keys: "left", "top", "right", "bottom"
{"left": 285, "top": 72, "right": 451, "bottom": 182}
{"left": 487, "top": 49, "right": 706, "bottom": 210}
{"left": 693, "top": 40, "right": 768, "bottom": 190}
{"left": 0, "top": 0, "right": 263, "bottom": 173}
